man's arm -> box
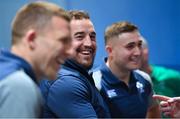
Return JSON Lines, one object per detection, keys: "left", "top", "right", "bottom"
{"left": 146, "top": 90, "right": 161, "bottom": 118}
{"left": 135, "top": 70, "right": 161, "bottom": 117}
{"left": 146, "top": 103, "right": 161, "bottom": 118}
{"left": 47, "top": 75, "right": 97, "bottom": 118}
{"left": 0, "top": 71, "right": 42, "bottom": 117}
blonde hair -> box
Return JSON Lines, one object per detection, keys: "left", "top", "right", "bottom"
{"left": 104, "top": 21, "right": 138, "bottom": 45}
{"left": 12, "top": 1, "right": 70, "bottom": 45}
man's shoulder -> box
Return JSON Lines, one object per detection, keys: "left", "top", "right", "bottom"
{"left": 134, "top": 69, "right": 153, "bottom": 86}
{"left": 58, "top": 66, "right": 83, "bottom": 78}
{"left": 0, "top": 70, "right": 36, "bottom": 87}
{"left": 0, "top": 70, "right": 41, "bottom": 98}
{"left": 49, "top": 72, "right": 90, "bottom": 95}
{"left": 57, "top": 65, "right": 93, "bottom": 85}
{"left": 52, "top": 64, "right": 97, "bottom": 93}
{"left": 0, "top": 70, "right": 42, "bottom": 117}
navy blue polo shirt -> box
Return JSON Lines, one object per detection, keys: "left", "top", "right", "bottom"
{"left": 92, "top": 59, "right": 153, "bottom": 118}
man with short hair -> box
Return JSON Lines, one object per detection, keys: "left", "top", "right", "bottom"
{"left": 0, "top": 1, "right": 71, "bottom": 117}
{"left": 92, "top": 21, "right": 160, "bottom": 118}
{"left": 40, "top": 10, "right": 110, "bottom": 118}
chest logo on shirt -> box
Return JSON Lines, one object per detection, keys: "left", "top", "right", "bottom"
{"left": 107, "top": 89, "right": 117, "bottom": 98}
{"left": 136, "top": 81, "right": 144, "bottom": 93}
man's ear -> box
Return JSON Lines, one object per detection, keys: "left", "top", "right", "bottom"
{"left": 105, "top": 45, "right": 112, "bottom": 55}
{"left": 25, "top": 29, "right": 36, "bottom": 49}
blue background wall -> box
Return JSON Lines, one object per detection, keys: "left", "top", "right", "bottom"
{"left": 0, "top": 0, "right": 179, "bottom": 70}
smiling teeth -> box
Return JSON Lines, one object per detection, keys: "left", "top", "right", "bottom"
{"left": 82, "top": 51, "right": 91, "bottom": 54}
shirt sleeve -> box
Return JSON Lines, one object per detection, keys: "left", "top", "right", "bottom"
{"left": 141, "top": 71, "right": 158, "bottom": 107}
{"left": 0, "top": 71, "right": 42, "bottom": 117}
{"left": 47, "top": 75, "right": 97, "bottom": 118}
{"left": 135, "top": 70, "right": 158, "bottom": 107}
{"left": 147, "top": 86, "right": 158, "bottom": 107}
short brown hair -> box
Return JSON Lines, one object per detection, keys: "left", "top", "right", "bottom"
{"left": 68, "top": 10, "right": 90, "bottom": 20}
{"left": 12, "top": 1, "right": 70, "bottom": 45}
{"left": 104, "top": 21, "right": 138, "bottom": 45}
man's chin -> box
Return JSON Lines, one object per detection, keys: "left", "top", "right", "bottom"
{"left": 83, "top": 62, "right": 93, "bottom": 70}
{"left": 131, "top": 66, "right": 140, "bottom": 70}
{"left": 128, "top": 65, "right": 139, "bottom": 70}
{"left": 86, "top": 65, "right": 93, "bottom": 70}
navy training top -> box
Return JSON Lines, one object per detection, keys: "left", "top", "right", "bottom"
{"left": 40, "top": 59, "right": 111, "bottom": 118}
{"left": 0, "top": 49, "right": 36, "bottom": 82}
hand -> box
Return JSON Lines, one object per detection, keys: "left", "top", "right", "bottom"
{"left": 153, "top": 94, "right": 180, "bottom": 118}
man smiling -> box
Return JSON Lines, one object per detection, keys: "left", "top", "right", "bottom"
{"left": 40, "top": 10, "right": 110, "bottom": 118}
{"left": 93, "top": 21, "right": 160, "bottom": 118}
{"left": 0, "top": 1, "right": 71, "bottom": 117}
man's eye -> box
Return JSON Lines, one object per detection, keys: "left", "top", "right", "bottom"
{"left": 90, "top": 35, "right": 96, "bottom": 41}
{"left": 75, "top": 35, "right": 84, "bottom": 40}
{"left": 138, "top": 42, "right": 142, "bottom": 48}
{"left": 126, "top": 44, "right": 135, "bottom": 50}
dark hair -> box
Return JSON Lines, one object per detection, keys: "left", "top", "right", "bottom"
{"left": 68, "top": 10, "right": 90, "bottom": 20}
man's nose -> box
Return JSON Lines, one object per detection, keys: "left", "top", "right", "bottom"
{"left": 134, "top": 46, "right": 141, "bottom": 56}
{"left": 84, "top": 35, "right": 93, "bottom": 46}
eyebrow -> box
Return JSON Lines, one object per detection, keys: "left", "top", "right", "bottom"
{"left": 126, "top": 42, "right": 136, "bottom": 46}
{"left": 126, "top": 40, "right": 142, "bottom": 46}
{"left": 90, "top": 32, "right": 96, "bottom": 36}
{"left": 74, "top": 32, "right": 85, "bottom": 36}
{"left": 74, "top": 31, "right": 96, "bottom": 36}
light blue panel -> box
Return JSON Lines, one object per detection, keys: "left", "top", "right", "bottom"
{"left": 1, "top": 0, "right": 179, "bottom": 70}
{"left": 0, "top": 0, "right": 28, "bottom": 49}
{"left": 0, "top": 0, "right": 67, "bottom": 49}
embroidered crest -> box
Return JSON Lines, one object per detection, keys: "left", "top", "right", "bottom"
{"left": 107, "top": 89, "right": 117, "bottom": 98}
{"left": 136, "top": 81, "right": 144, "bottom": 93}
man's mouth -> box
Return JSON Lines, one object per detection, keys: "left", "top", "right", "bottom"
{"left": 82, "top": 49, "right": 92, "bottom": 55}
{"left": 78, "top": 48, "right": 94, "bottom": 56}
{"left": 130, "top": 57, "right": 140, "bottom": 63}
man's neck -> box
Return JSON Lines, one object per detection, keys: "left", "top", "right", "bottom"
{"left": 11, "top": 45, "right": 40, "bottom": 80}
{"left": 106, "top": 59, "right": 130, "bottom": 86}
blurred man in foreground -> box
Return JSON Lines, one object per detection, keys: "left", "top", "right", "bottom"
{"left": 0, "top": 1, "right": 71, "bottom": 117}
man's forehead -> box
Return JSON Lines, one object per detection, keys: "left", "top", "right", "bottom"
{"left": 108, "top": 32, "right": 141, "bottom": 45}
{"left": 117, "top": 31, "right": 140, "bottom": 40}
{"left": 70, "top": 19, "right": 95, "bottom": 34}
{"left": 70, "top": 19, "right": 94, "bottom": 27}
